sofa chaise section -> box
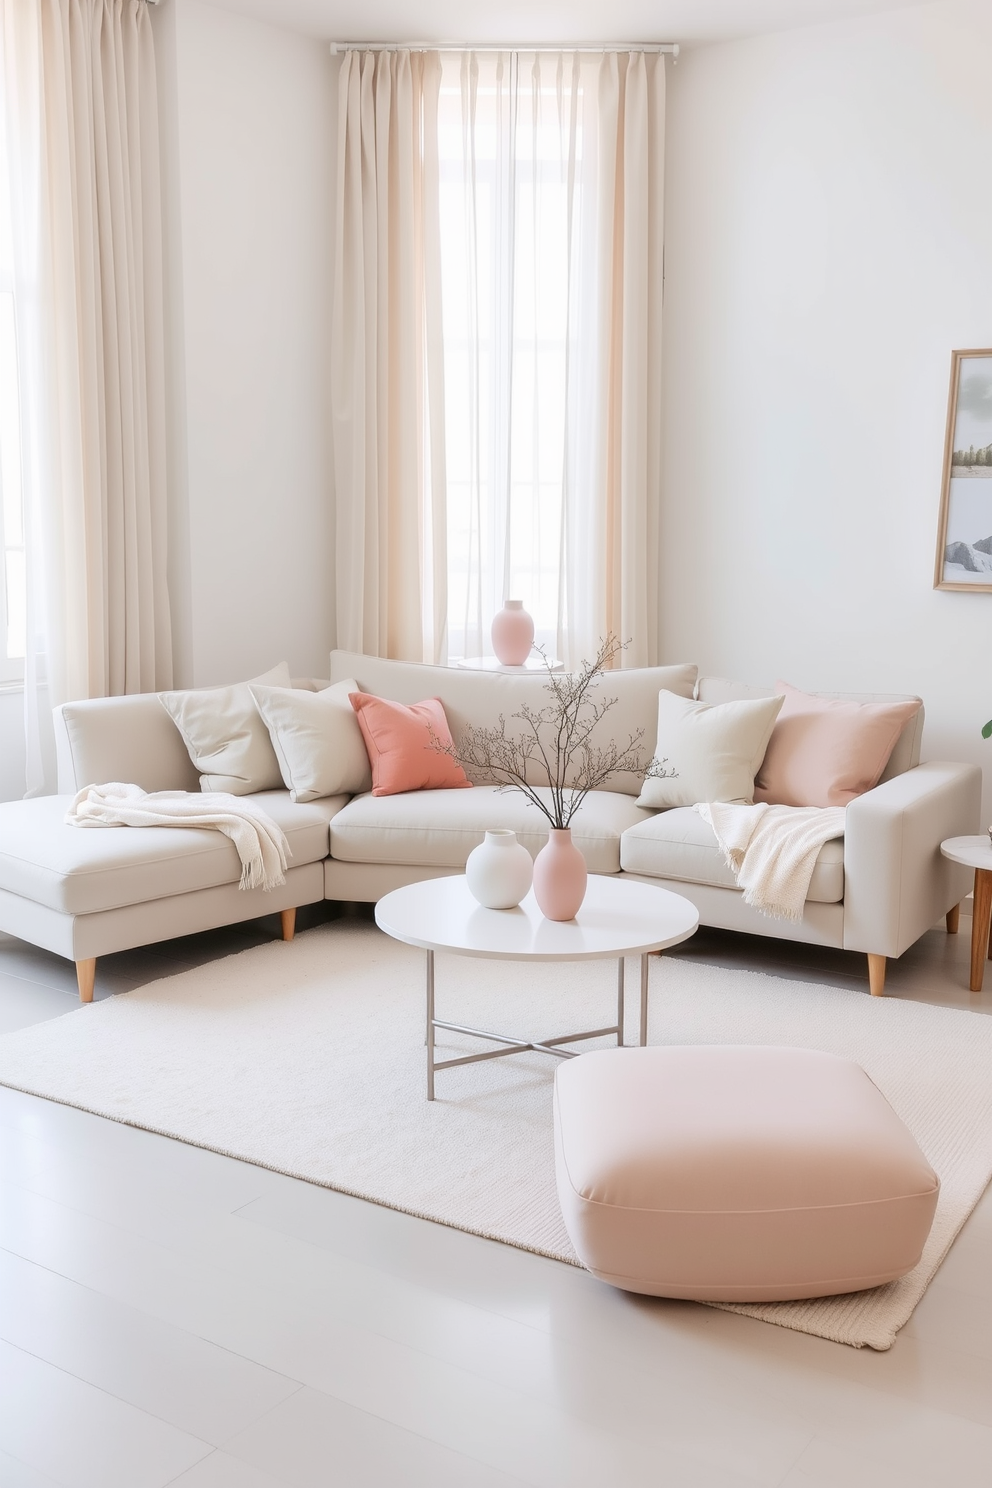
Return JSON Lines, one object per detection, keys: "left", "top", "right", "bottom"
{"left": 0, "top": 788, "right": 345, "bottom": 1001}
{"left": 0, "top": 691, "right": 349, "bottom": 1001}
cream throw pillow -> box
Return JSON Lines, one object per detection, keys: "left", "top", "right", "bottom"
{"left": 250, "top": 679, "right": 372, "bottom": 801}
{"left": 637, "top": 690, "right": 785, "bottom": 809}
{"left": 159, "top": 662, "right": 292, "bottom": 795}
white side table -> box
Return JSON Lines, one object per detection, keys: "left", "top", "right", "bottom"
{"left": 454, "top": 655, "right": 564, "bottom": 673}
{"left": 375, "top": 875, "right": 699, "bottom": 1099}
{"left": 940, "top": 835, "right": 992, "bottom": 991}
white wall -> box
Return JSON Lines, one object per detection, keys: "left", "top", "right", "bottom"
{"left": 169, "top": 0, "right": 336, "bottom": 685}
{"left": 662, "top": 0, "right": 992, "bottom": 816}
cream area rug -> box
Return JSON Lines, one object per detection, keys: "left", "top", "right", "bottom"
{"left": 1, "top": 920, "right": 991, "bottom": 1351}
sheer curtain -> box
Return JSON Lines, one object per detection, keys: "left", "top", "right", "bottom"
{"left": 437, "top": 50, "right": 665, "bottom": 668}
{"left": 331, "top": 49, "right": 448, "bottom": 664}
{"left": 1, "top": 0, "right": 172, "bottom": 795}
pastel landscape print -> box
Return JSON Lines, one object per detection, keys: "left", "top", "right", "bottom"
{"left": 942, "top": 354, "right": 992, "bottom": 582}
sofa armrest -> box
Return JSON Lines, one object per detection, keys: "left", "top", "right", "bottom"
{"left": 843, "top": 762, "right": 982, "bottom": 958}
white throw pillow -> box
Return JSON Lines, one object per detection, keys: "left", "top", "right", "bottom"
{"left": 636, "top": 690, "right": 785, "bottom": 809}
{"left": 250, "top": 679, "right": 372, "bottom": 801}
{"left": 159, "top": 662, "right": 292, "bottom": 795}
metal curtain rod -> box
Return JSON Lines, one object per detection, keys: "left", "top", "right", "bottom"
{"left": 329, "top": 42, "right": 679, "bottom": 57}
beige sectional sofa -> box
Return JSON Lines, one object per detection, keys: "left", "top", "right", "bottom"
{"left": 0, "top": 650, "right": 980, "bottom": 1002}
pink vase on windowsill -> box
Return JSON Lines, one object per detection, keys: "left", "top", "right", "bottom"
{"left": 532, "top": 828, "right": 588, "bottom": 921}
{"left": 491, "top": 600, "right": 535, "bottom": 666}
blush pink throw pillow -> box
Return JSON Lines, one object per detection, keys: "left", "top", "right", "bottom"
{"left": 349, "top": 693, "right": 472, "bottom": 797}
{"left": 754, "top": 682, "right": 921, "bottom": 808}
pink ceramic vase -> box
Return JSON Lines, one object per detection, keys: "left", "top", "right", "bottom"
{"left": 491, "top": 600, "right": 535, "bottom": 666}
{"left": 532, "top": 828, "right": 588, "bottom": 921}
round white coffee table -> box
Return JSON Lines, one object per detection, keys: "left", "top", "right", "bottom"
{"left": 941, "top": 835, "right": 992, "bottom": 992}
{"left": 375, "top": 875, "right": 700, "bottom": 1099}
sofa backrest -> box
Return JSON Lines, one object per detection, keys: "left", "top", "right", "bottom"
{"left": 695, "top": 678, "right": 924, "bottom": 781}
{"left": 329, "top": 651, "right": 698, "bottom": 797}
{"left": 54, "top": 676, "right": 323, "bottom": 794}
{"left": 53, "top": 665, "right": 923, "bottom": 798}
{"left": 55, "top": 695, "right": 201, "bottom": 794}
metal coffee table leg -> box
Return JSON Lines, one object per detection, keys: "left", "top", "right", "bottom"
{"left": 617, "top": 957, "right": 625, "bottom": 1046}
{"left": 639, "top": 953, "right": 650, "bottom": 1046}
{"left": 426, "top": 949, "right": 435, "bottom": 1101}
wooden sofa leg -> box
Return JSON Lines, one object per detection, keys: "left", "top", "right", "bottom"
{"left": 867, "top": 954, "right": 886, "bottom": 998}
{"left": 280, "top": 908, "right": 296, "bottom": 942}
{"left": 947, "top": 904, "right": 961, "bottom": 935}
{"left": 76, "top": 958, "right": 96, "bottom": 1003}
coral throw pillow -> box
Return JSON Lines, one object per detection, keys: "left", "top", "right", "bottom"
{"left": 754, "top": 682, "right": 922, "bottom": 808}
{"left": 349, "top": 693, "right": 472, "bottom": 797}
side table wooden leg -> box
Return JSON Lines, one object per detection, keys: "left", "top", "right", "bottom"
{"left": 970, "top": 869, "right": 992, "bottom": 992}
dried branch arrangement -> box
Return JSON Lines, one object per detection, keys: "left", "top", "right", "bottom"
{"left": 438, "top": 636, "right": 676, "bottom": 831}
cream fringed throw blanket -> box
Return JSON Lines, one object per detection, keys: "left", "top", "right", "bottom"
{"left": 695, "top": 802, "right": 846, "bottom": 921}
{"left": 67, "top": 783, "right": 290, "bottom": 891}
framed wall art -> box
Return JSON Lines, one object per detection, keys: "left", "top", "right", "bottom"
{"left": 935, "top": 348, "right": 992, "bottom": 591}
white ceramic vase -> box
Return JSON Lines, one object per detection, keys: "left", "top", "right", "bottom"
{"left": 490, "top": 600, "right": 535, "bottom": 666}
{"left": 466, "top": 829, "right": 534, "bottom": 910}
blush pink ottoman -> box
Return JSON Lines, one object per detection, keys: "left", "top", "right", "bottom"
{"left": 553, "top": 1045, "right": 939, "bottom": 1302}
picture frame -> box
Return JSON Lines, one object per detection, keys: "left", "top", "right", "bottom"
{"left": 934, "top": 348, "right": 992, "bottom": 591}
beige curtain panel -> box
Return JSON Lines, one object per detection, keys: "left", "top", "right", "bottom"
{"left": 331, "top": 48, "right": 447, "bottom": 664}
{"left": 588, "top": 50, "right": 666, "bottom": 668}
{"left": 2, "top": 0, "right": 172, "bottom": 789}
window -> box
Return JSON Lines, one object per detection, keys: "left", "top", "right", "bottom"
{"left": 0, "top": 97, "right": 24, "bottom": 684}
{"left": 436, "top": 54, "right": 594, "bottom": 662}
{"left": 332, "top": 48, "right": 663, "bottom": 669}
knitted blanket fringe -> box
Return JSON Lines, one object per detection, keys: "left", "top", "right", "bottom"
{"left": 695, "top": 801, "right": 847, "bottom": 921}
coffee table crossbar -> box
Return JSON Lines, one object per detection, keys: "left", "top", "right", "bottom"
{"left": 426, "top": 949, "right": 651, "bottom": 1101}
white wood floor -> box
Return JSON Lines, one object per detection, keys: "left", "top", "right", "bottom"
{"left": 1, "top": 904, "right": 991, "bottom": 1488}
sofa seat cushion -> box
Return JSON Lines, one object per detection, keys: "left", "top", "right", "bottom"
{"left": 619, "top": 807, "right": 844, "bottom": 904}
{"left": 0, "top": 792, "right": 347, "bottom": 916}
{"left": 329, "top": 786, "right": 653, "bottom": 874}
